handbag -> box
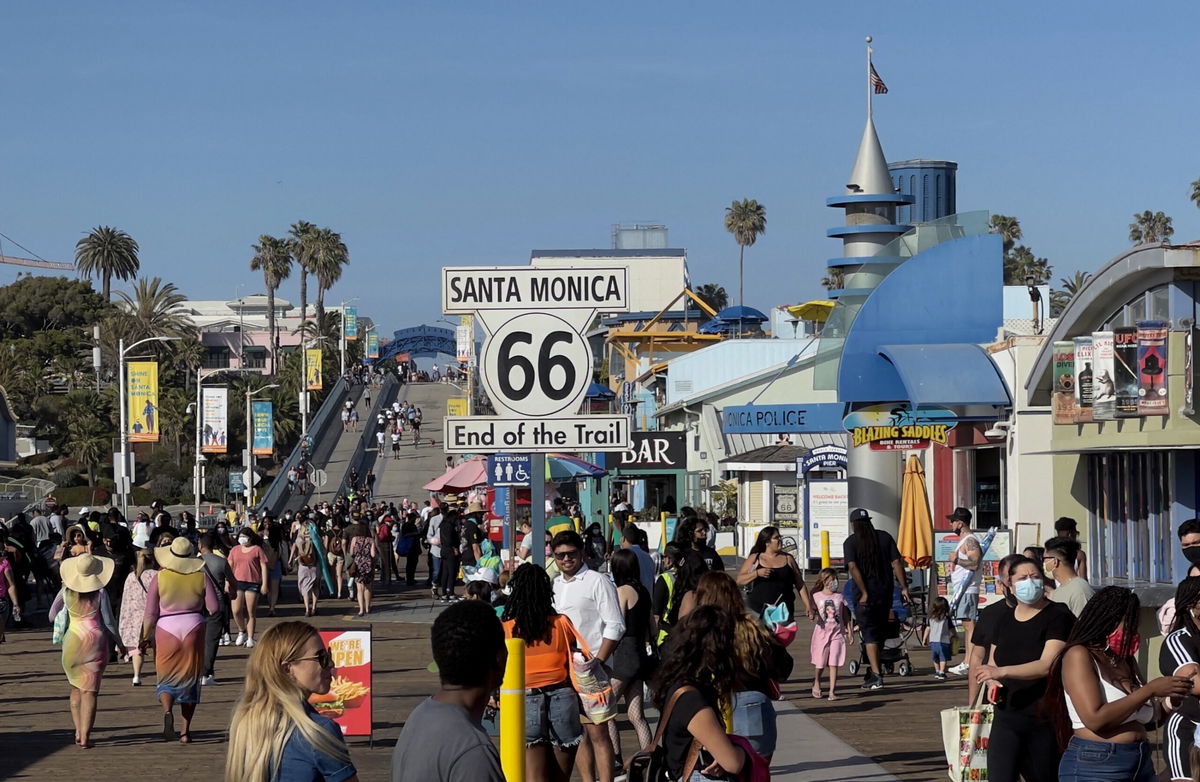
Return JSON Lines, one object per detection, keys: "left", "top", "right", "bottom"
{"left": 52, "top": 606, "right": 69, "bottom": 645}
{"left": 761, "top": 598, "right": 798, "bottom": 647}
{"left": 626, "top": 687, "right": 701, "bottom": 782}
{"left": 940, "top": 686, "right": 992, "bottom": 780}
{"left": 565, "top": 622, "right": 618, "bottom": 724}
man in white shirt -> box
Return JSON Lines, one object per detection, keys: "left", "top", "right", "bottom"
{"left": 945, "top": 507, "right": 982, "bottom": 676}
{"left": 48, "top": 504, "right": 65, "bottom": 539}
{"left": 551, "top": 530, "right": 624, "bottom": 782}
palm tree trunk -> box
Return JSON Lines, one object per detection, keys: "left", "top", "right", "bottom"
{"left": 738, "top": 245, "right": 745, "bottom": 307}
{"left": 299, "top": 270, "right": 308, "bottom": 337}
{"left": 103, "top": 272, "right": 111, "bottom": 302}
{"left": 267, "top": 286, "right": 277, "bottom": 374}
{"left": 316, "top": 288, "right": 326, "bottom": 341}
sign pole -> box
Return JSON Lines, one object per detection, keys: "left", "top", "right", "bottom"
{"left": 530, "top": 454, "right": 546, "bottom": 567}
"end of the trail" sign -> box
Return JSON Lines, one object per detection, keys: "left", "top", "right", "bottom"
{"left": 443, "top": 415, "right": 631, "bottom": 453}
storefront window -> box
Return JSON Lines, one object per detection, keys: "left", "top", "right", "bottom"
{"left": 1087, "top": 451, "right": 1172, "bottom": 584}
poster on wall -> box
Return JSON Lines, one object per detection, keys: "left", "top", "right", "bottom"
{"left": 772, "top": 484, "right": 799, "bottom": 524}
{"left": 308, "top": 628, "right": 372, "bottom": 737}
{"left": 1113, "top": 326, "right": 1140, "bottom": 418}
{"left": 1072, "top": 336, "right": 1094, "bottom": 423}
{"left": 933, "top": 530, "right": 1012, "bottom": 606}
{"left": 201, "top": 387, "right": 228, "bottom": 454}
{"left": 1091, "top": 331, "right": 1117, "bottom": 421}
{"left": 1137, "top": 320, "right": 1169, "bottom": 416}
{"left": 806, "top": 480, "right": 848, "bottom": 560}
{"left": 1052, "top": 341, "right": 1077, "bottom": 424}
{"left": 126, "top": 361, "right": 160, "bottom": 442}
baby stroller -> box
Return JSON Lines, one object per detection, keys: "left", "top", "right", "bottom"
{"left": 847, "top": 586, "right": 925, "bottom": 678}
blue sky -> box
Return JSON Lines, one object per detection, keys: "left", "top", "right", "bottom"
{"left": 3, "top": 2, "right": 1199, "bottom": 336}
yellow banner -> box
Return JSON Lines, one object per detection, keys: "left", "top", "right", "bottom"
{"left": 306, "top": 348, "right": 323, "bottom": 390}
{"left": 127, "top": 361, "right": 160, "bottom": 443}
{"left": 447, "top": 397, "right": 468, "bottom": 417}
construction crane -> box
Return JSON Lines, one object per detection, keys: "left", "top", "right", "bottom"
{"left": 0, "top": 254, "right": 73, "bottom": 271}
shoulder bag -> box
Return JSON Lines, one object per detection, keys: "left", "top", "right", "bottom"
{"left": 626, "top": 686, "right": 701, "bottom": 782}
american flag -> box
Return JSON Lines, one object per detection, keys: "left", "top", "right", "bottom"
{"left": 869, "top": 62, "right": 888, "bottom": 94}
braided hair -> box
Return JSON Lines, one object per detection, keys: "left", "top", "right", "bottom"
{"left": 851, "top": 515, "right": 881, "bottom": 580}
{"left": 666, "top": 549, "right": 709, "bottom": 626}
{"left": 1171, "top": 576, "right": 1200, "bottom": 635}
{"left": 1043, "top": 586, "right": 1142, "bottom": 749}
{"left": 501, "top": 563, "right": 557, "bottom": 644}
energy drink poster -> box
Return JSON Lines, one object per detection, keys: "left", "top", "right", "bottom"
{"left": 251, "top": 400, "right": 274, "bottom": 456}
{"left": 126, "top": 361, "right": 160, "bottom": 442}
{"left": 1091, "top": 332, "right": 1116, "bottom": 421}
{"left": 201, "top": 387, "right": 228, "bottom": 454}
{"left": 1137, "top": 320, "right": 1169, "bottom": 416}
{"left": 1073, "top": 336, "right": 1094, "bottom": 423}
{"left": 306, "top": 348, "right": 323, "bottom": 390}
{"left": 1052, "top": 341, "right": 1076, "bottom": 424}
{"left": 1113, "top": 327, "right": 1140, "bottom": 418}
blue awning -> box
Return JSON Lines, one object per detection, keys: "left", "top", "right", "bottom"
{"left": 877, "top": 344, "right": 1011, "bottom": 408}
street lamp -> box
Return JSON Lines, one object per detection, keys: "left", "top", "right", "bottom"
{"left": 194, "top": 366, "right": 255, "bottom": 522}
{"left": 245, "top": 383, "right": 280, "bottom": 508}
{"left": 339, "top": 297, "right": 360, "bottom": 380}
{"left": 118, "top": 335, "right": 180, "bottom": 517}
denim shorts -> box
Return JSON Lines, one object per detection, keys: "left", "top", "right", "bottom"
{"left": 931, "top": 642, "right": 951, "bottom": 663}
{"left": 525, "top": 684, "right": 582, "bottom": 749}
{"left": 732, "top": 689, "right": 777, "bottom": 757}
{"left": 1058, "top": 736, "right": 1155, "bottom": 782}
{"left": 954, "top": 594, "right": 979, "bottom": 622}
{"left": 236, "top": 581, "right": 261, "bottom": 594}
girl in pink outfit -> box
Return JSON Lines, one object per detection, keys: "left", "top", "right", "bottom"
{"left": 809, "top": 568, "right": 849, "bottom": 700}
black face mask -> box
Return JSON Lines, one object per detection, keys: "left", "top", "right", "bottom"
{"left": 1184, "top": 546, "right": 1200, "bottom": 566}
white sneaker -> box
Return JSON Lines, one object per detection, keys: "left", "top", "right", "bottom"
{"left": 201, "top": 675, "right": 216, "bottom": 686}
{"left": 131, "top": 676, "right": 141, "bottom": 686}
{"left": 245, "top": 637, "right": 256, "bottom": 649}
{"left": 220, "top": 633, "right": 231, "bottom": 646}
{"left": 235, "top": 632, "right": 246, "bottom": 647}
{"left": 948, "top": 662, "right": 969, "bottom": 675}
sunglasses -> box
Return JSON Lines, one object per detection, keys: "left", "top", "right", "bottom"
{"left": 292, "top": 647, "right": 335, "bottom": 669}
{"left": 553, "top": 549, "right": 580, "bottom": 561}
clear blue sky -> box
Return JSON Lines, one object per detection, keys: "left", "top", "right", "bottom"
{"left": 3, "top": 2, "right": 1199, "bottom": 336}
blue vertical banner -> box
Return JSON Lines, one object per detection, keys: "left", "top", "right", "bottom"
{"left": 367, "top": 330, "right": 379, "bottom": 358}
{"left": 344, "top": 307, "right": 358, "bottom": 340}
{"left": 251, "top": 400, "right": 274, "bottom": 456}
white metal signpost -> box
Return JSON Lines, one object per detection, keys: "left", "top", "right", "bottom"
{"left": 441, "top": 265, "right": 633, "bottom": 563}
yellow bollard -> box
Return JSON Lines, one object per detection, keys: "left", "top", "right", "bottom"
{"left": 821, "top": 530, "right": 831, "bottom": 569}
{"left": 500, "top": 638, "right": 526, "bottom": 782}
{"left": 661, "top": 511, "right": 668, "bottom": 551}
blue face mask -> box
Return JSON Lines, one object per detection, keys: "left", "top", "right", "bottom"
{"left": 1014, "top": 578, "right": 1043, "bottom": 604}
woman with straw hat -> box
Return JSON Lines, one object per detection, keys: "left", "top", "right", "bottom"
{"left": 49, "top": 552, "right": 126, "bottom": 749}
{"left": 143, "top": 536, "right": 219, "bottom": 744}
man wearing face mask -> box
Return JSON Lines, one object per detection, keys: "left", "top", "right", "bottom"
{"left": 945, "top": 508, "right": 982, "bottom": 676}
{"left": 1180, "top": 519, "right": 1200, "bottom": 578}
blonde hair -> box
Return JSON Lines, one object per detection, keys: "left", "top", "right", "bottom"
{"left": 812, "top": 567, "right": 838, "bottom": 593}
{"left": 693, "top": 571, "right": 775, "bottom": 682}
{"left": 135, "top": 548, "right": 158, "bottom": 579}
{"left": 225, "top": 621, "right": 350, "bottom": 781}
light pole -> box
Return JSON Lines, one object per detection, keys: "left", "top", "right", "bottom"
{"left": 245, "top": 383, "right": 280, "bottom": 508}
{"left": 194, "top": 367, "right": 254, "bottom": 522}
{"left": 118, "top": 335, "right": 180, "bottom": 517}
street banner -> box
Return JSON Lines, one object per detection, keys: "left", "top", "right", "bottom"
{"left": 1137, "top": 320, "right": 1169, "bottom": 416}
{"left": 366, "top": 331, "right": 379, "bottom": 359}
{"left": 1113, "top": 326, "right": 1140, "bottom": 418}
{"left": 1072, "top": 336, "right": 1094, "bottom": 423}
{"left": 1052, "top": 341, "right": 1076, "bottom": 424}
{"left": 201, "top": 387, "right": 229, "bottom": 454}
{"left": 252, "top": 400, "right": 274, "bottom": 456}
{"left": 1092, "top": 331, "right": 1116, "bottom": 421}
{"left": 456, "top": 315, "right": 474, "bottom": 363}
{"left": 306, "top": 348, "right": 323, "bottom": 390}
{"left": 309, "top": 628, "right": 373, "bottom": 737}
{"left": 344, "top": 307, "right": 358, "bottom": 341}
{"left": 126, "top": 361, "right": 160, "bottom": 442}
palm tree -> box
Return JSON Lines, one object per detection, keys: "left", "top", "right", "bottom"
{"left": 693, "top": 283, "right": 728, "bottom": 313}
{"left": 1004, "top": 245, "right": 1052, "bottom": 286}
{"left": 113, "top": 277, "right": 197, "bottom": 345}
{"left": 1190, "top": 177, "right": 1200, "bottom": 212}
{"left": 987, "top": 215, "right": 1023, "bottom": 256}
{"left": 157, "top": 387, "right": 192, "bottom": 467}
{"left": 288, "top": 220, "right": 318, "bottom": 332}
{"left": 820, "top": 268, "right": 845, "bottom": 291}
{"left": 75, "top": 226, "right": 140, "bottom": 301}
{"left": 724, "top": 199, "right": 766, "bottom": 307}
{"left": 310, "top": 227, "right": 349, "bottom": 331}
{"left": 1129, "top": 210, "right": 1175, "bottom": 245}
{"left": 250, "top": 234, "right": 292, "bottom": 373}
{"left": 1050, "top": 270, "right": 1091, "bottom": 317}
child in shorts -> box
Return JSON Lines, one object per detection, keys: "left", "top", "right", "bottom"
{"left": 924, "top": 596, "right": 952, "bottom": 680}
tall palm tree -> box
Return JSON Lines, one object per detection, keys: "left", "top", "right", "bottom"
{"left": 75, "top": 226, "right": 140, "bottom": 301}
{"left": 1129, "top": 210, "right": 1174, "bottom": 245}
{"left": 288, "top": 220, "right": 318, "bottom": 334}
{"left": 113, "top": 277, "right": 197, "bottom": 345}
{"left": 1190, "top": 177, "right": 1200, "bottom": 212}
{"left": 724, "top": 199, "right": 766, "bottom": 308}
{"left": 693, "top": 283, "right": 728, "bottom": 313}
{"left": 1004, "top": 245, "right": 1052, "bottom": 286}
{"left": 310, "top": 227, "right": 349, "bottom": 332}
{"left": 820, "top": 268, "right": 845, "bottom": 291}
{"left": 250, "top": 234, "right": 292, "bottom": 373}
{"left": 1050, "top": 270, "right": 1091, "bottom": 317}
{"left": 987, "top": 215, "right": 1023, "bottom": 256}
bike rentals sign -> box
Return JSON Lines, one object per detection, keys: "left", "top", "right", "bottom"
{"left": 441, "top": 266, "right": 632, "bottom": 453}
{"left": 843, "top": 404, "right": 957, "bottom": 451}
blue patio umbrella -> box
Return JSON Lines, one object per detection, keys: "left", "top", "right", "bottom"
{"left": 585, "top": 382, "right": 616, "bottom": 400}
{"left": 545, "top": 453, "right": 608, "bottom": 482}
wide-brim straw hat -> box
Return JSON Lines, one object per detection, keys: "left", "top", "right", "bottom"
{"left": 59, "top": 553, "right": 115, "bottom": 593}
{"left": 466, "top": 502, "right": 486, "bottom": 515}
{"left": 154, "top": 537, "right": 206, "bottom": 574}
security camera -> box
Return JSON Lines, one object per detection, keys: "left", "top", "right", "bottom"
{"left": 984, "top": 421, "right": 1011, "bottom": 440}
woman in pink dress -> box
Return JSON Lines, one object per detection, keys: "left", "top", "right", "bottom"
{"left": 809, "top": 567, "right": 849, "bottom": 700}
{"left": 119, "top": 548, "right": 158, "bottom": 685}
{"left": 144, "top": 537, "right": 219, "bottom": 743}
{"left": 50, "top": 553, "right": 127, "bottom": 748}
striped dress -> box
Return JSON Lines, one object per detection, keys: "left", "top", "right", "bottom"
{"left": 144, "top": 568, "right": 219, "bottom": 704}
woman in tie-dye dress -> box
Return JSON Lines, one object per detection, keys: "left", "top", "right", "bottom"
{"left": 50, "top": 553, "right": 126, "bottom": 749}
{"left": 145, "top": 537, "right": 219, "bottom": 744}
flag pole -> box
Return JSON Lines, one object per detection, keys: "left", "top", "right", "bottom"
{"left": 866, "top": 35, "right": 874, "bottom": 120}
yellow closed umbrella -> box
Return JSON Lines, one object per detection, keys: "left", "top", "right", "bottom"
{"left": 898, "top": 455, "right": 934, "bottom": 569}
